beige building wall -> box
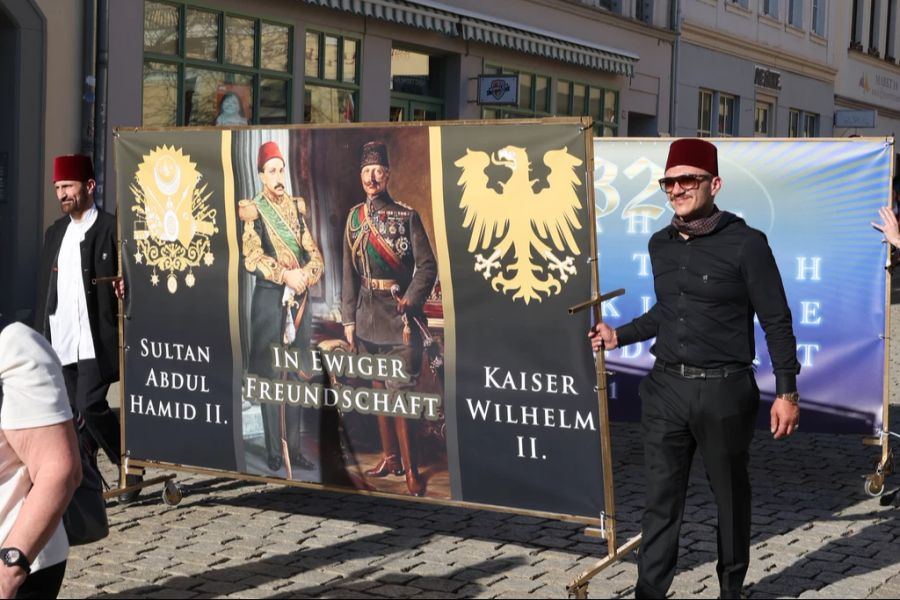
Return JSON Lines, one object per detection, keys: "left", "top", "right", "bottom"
{"left": 34, "top": 0, "right": 84, "bottom": 230}
{"left": 832, "top": 0, "right": 900, "bottom": 138}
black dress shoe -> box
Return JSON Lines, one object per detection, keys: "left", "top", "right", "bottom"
{"left": 292, "top": 453, "right": 315, "bottom": 470}
{"left": 267, "top": 454, "right": 283, "bottom": 471}
{"left": 119, "top": 474, "right": 144, "bottom": 504}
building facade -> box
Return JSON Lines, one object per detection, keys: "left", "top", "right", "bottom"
{"left": 833, "top": 0, "right": 900, "bottom": 145}
{"left": 1, "top": 0, "right": 675, "bottom": 320}
{"left": 672, "top": 0, "right": 837, "bottom": 138}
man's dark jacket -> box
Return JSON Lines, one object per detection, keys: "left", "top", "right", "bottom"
{"left": 34, "top": 210, "right": 120, "bottom": 383}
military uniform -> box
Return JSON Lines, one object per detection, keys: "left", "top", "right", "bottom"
{"left": 341, "top": 192, "right": 437, "bottom": 495}
{"left": 240, "top": 190, "right": 323, "bottom": 473}
{"left": 342, "top": 194, "right": 436, "bottom": 345}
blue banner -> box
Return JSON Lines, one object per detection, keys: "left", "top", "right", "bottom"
{"left": 593, "top": 138, "right": 891, "bottom": 434}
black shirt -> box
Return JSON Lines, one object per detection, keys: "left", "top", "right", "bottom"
{"left": 616, "top": 211, "right": 800, "bottom": 394}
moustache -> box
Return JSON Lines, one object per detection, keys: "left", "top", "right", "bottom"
{"left": 274, "top": 184, "right": 285, "bottom": 190}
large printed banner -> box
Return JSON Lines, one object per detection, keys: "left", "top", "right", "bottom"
{"left": 116, "top": 121, "right": 604, "bottom": 520}
{"left": 593, "top": 138, "right": 891, "bottom": 434}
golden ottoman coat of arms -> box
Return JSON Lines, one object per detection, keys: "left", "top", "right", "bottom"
{"left": 129, "top": 146, "right": 218, "bottom": 293}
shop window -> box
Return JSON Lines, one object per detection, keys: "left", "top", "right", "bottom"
{"left": 390, "top": 48, "right": 444, "bottom": 121}
{"left": 304, "top": 30, "right": 359, "bottom": 123}
{"left": 557, "top": 79, "right": 618, "bottom": 136}
{"left": 142, "top": 1, "right": 292, "bottom": 127}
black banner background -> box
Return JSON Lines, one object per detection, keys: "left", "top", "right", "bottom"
{"left": 117, "top": 131, "right": 239, "bottom": 471}
{"left": 437, "top": 124, "right": 603, "bottom": 517}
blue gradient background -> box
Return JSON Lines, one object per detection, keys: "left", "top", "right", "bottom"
{"left": 593, "top": 139, "right": 890, "bottom": 434}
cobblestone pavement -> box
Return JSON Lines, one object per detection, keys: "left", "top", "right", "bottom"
{"left": 58, "top": 303, "right": 900, "bottom": 599}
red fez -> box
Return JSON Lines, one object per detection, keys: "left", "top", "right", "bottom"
{"left": 53, "top": 154, "right": 94, "bottom": 182}
{"left": 665, "top": 138, "right": 718, "bottom": 176}
{"left": 257, "top": 141, "right": 285, "bottom": 172}
{"left": 360, "top": 141, "right": 389, "bottom": 169}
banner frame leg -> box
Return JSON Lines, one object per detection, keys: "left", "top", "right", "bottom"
{"left": 565, "top": 533, "right": 642, "bottom": 599}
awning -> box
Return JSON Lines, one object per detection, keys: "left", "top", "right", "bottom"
{"left": 302, "top": 0, "right": 459, "bottom": 36}
{"left": 300, "top": 0, "right": 638, "bottom": 76}
{"left": 460, "top": 17, "right": 635, "bottom": 77}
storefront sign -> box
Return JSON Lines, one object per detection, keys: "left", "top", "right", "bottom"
{"left": 477, "top": 75, "right": 519, "bottom": 105}
{"left": 754, "top": 66, "right": 782, "bottom": 90}
{"left": 834, "top": 109, "right": 877, "bottom": 128}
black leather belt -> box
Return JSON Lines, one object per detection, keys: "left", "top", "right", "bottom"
{"left": 653, "top": 360, "right": 752, "bottom": 380}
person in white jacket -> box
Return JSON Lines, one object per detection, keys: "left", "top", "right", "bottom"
{"left": 0, "top": 319, "right": 81, "bottom": 598}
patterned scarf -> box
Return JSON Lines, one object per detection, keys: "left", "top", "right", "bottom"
{"left": 671, "top": 206, "right": 723, "bottom": 237}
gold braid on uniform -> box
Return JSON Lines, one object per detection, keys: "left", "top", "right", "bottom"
{"left": 239, "top": 199, "right": 286, "bottom": 284}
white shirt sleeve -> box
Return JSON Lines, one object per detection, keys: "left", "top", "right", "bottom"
{"left": 0, "top": 323, "right": 73, "bottom": 429}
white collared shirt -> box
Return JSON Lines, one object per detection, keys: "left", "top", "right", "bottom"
{"left": 49, "top": 205, "right": 98, "bottom": 366}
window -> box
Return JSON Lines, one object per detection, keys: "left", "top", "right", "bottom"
{"left": 762, "top": 0, "right": 778, "bottom": 18}
{"left": 595, "top": 0, "right": 622, "bottom": 12}
{"left": 730, "top": 0, "right": 749, "bottom": 8}
{"left": 812, "top": 0, "right": 826, "bottom": 36}
{"left": 788, "top": 0, "right": 802, "bottom": 27}
{"left": 698, "top": 89, "right": 737, "bottom": 136}
{"left": 887, "top": 0, "right": 897, "bottom": 60}
{"left": 698, "top": 90, "right": 713, "bottom": 137}
{"left": 754, "top": 101, "right": 772, "bottom": 136}
{"left": 803, "top": 112, "right": 819, "bottom": 137}
{"left": 870, "top": 0, "right": 881, "bottom": 56}
{"left": 718, "top": 93, "right": 736, "bottom": 136}
{"left": 142, "top": 1, "right": 292, "bottom": 127}
{"left": 482, "top": 65, "right": 551, "bottom": 121}
{"left": 789, "top": 109, "right": 801, "bottom": 137}
{"left": 304, "top": 31, "right": 359, "bottom": 123}
{"left": 635, "top": 0, "right": 653, "bottom": 23}
{"left": 557, "top": 80, "right": 619, "bottom": 136}
{"left": 390, "top": 48, "right": 444, "bottom": 121}
{"left": 851, "top": 0, "right": 864, "bottom": 49}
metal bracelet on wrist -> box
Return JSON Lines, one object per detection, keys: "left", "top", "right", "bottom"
{"left": 776, "top": 392, "right": 800, "bottom": 405}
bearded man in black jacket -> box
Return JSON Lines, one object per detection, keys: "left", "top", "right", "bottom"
{"left": 589, "top": 138, "right": 801, "bottom": 600}
{"left": 34, "top": 155, "right": 140, "bottom": 496}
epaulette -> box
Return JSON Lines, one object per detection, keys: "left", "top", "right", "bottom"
{"left": 238, "top": 199, "right": 258, "bottom": 221}
{"left": 393, "top": 200, "right": 414, "bottom": 211}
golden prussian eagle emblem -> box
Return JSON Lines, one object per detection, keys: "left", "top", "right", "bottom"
{"left": 455, "top": 145, "right": 584, "bottom": 304}
{"left": 129, "top": 146, "right": 218, "bottom": 293}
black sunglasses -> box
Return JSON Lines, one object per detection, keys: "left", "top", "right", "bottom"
{"left": 658, "top": 174, "right": 712, "bottom": 193}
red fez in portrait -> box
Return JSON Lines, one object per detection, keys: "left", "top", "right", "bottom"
{"left": 360, "top": 141, "right": 390, "bottom": 169}
{"left": 53, "top": 154, "right": 95, "bottom": 182}
{"left": 665, "top": 138, "right": 718, "bottom": 176}
{"left": 257, "top": 141, "right": 285, "bottom": 172}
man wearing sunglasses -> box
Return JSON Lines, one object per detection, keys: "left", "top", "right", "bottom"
{"left": 589, "top": 138, "right": 800, "bottom": 599}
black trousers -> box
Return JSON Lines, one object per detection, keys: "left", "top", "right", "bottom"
{"left": 636, "top": 368, "right": 759, "bottom": 600}
{"left": 62, "top": 360, "right": 120, "bottom": 465}
{"left": 16, "top": 560, "right": 67, "bottom": 599}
